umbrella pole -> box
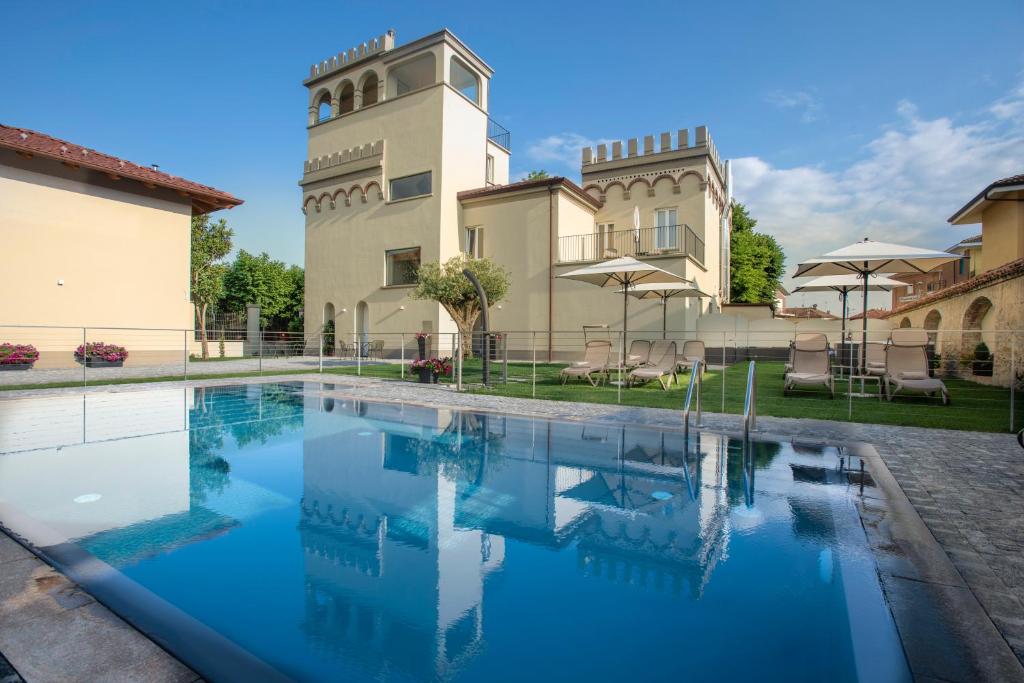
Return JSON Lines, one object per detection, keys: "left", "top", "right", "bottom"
{"left": 841, "top": 290, "right": 848, "bottom": 374}
{"left": 662, "top": 295, "right": 667, "bottom": 340}
{"left": 861, "top": 275, "right": 869, "bottom": 374}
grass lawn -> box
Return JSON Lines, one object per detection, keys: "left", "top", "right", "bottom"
{"left": 324, "top": 359, "right": 1022, "bottom": 433}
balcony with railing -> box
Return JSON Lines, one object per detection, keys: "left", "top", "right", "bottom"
{"left": 487, "top": 118, "right": 511, "bottom": 151}
{"left": 557, "top": 225, "right": 704, "bottom": 265}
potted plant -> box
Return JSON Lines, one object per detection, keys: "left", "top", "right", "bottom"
{"left": 972, "top": 342, "right": 993, "bottom": 377}
{"left": 431, "top": 356, "right": 453, "bottom": 382}
{"left": 75, "top": 342, "right": 128, "bottom": 368}
{"left": 415, "top": 332, "right": 430, "bottom": 360}
{"left": 0, "top": 343, "right": 39, "bottom": 370}
{"left": 411, "top": 358, "right": 433, "bottom": 383}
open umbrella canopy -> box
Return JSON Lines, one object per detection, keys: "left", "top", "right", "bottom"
{"left": 794, "top": 239, "right": 960, "bottom": 277}
{"left": 615, "top": 281, "right": 710, "bottom": 299}
{"left": 791, "top": 273, "right": 902, "bottom": 293}
{"left": 558, "top": 256, "right": 685, "bottom": 288}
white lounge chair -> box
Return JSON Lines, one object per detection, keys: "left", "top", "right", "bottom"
{"left": 560, "top": 340, "right": 612, "bottom": 387}
{"left": 784, "top": 333, "right": 834, "bottom": 398}
{"left": 628, "top": 341, "right": 677, "bottom": 390}
{"left": 884, "top": 328, "right": 949, "bottom": 405}
{"left": 677, "top": 340, "right": 706, "bottom": 377}
{"left": 624, "top": 340, "right": 652, "bottom": 370}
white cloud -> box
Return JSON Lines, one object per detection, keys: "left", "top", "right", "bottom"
{"left": 734, "top": 81, "right": 1024, "bottom": 311}
{"left": 523, "top": 132, "right": 614, "bottom": 174}
{"left": 765, "top": 89, "right": 822, "bottom": 123}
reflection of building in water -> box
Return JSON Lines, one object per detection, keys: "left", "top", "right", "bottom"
{"left": 299, "top": 394, "right": 732, "bottom": 678}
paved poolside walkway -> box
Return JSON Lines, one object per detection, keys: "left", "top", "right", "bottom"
{"left": 0, "top": 373, "right": 1021, "bottom": 680}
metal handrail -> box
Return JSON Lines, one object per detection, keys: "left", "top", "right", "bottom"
{"left": 743, "top": 360, "right": 757, "bottom": 438}
{"left": 487, "top": 118, "right": 511, "bottom": 151}
{"left": 556, "top": 225, "right": 705, "bottom": 265}
{"left": 682, "top": 358, "right": 703, "bottom": 437}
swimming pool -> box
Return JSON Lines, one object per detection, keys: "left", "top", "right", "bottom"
{"left": 0, "top": 382, "right": 911, "bottom": 682}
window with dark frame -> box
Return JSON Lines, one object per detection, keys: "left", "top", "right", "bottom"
{"left": 386, "top": 247, "right": 421, "bottom": 286}
{"left": 390, "top": 172, "right": 432, "bottom": 201}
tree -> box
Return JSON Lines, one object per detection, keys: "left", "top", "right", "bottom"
{"left": 410, "top": 254, "right": 511, "bottom": 357}
{"left": 729, "top": 201, "right": 785, "bottom": 304}
{"left": 526, "top": 170, "right": 549, "bottom": 179}
{"left": 281, "top": 265, "right": 305, "bottom": 333}
{"left": 222, "top": 251, "right": 298, "bottom": 328}
{"left": 190, "top": 215, "right": 233, "bottom": 359}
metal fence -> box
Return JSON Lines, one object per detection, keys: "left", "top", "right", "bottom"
{"left": 1, "top": 324, "right": 1020, "bottom": 434}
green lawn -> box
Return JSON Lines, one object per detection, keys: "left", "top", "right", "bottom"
{"left": 324, "top": 359, "right": 1022, "bottom": 433}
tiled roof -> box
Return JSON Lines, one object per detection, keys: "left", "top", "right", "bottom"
{"left": 887, "top": 257, "right": 1024, "bottom": 317}
{"left": 0, "top": 124, "right": 242, "bottom": 213}
{"left": 850, "top": 308, "right": 889, "bottom": 320}
{"left": 457, "top": 176, "right": 602, "bottom": 209}
{"left": 778, "top": 306, "right": 838, "bottom": 320}
{"left": 948, "top": 172, "right": 1024, "bottom": 224}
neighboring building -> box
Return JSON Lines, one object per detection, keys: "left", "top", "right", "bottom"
{"left": 849, "top": 308, "right": 889, "bottom": 321}
{"left": 889, "top": 234, "right": 980, "bottom": 309}
{"left": 773, "top": 286, "right": 789, "bottom": 311}
{"left": 888, "top": 173, "right": 1023, "bottom": 385}
{"left": 0, "top": 125, "right": 241, "bottom": 334}
{"left": 301, "top": 30, "right": 730, "bottom": 355}
{"left": 776, "top": 305, "right": 837, "bottom": 320}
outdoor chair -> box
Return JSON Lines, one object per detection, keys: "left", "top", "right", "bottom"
{"left": 624, "top": 340, "right": 652, "bottom": 370}
{"left": 884, "top": 328, "right": 949, "bottom": 405}
{"left": 784, "top": 333, "right": 834, "bottom": 398}
{"left": 677, "top": 340, "right": 706, "bottom": 377}
{"left": 369, "top": 340, "right": 385, "bottom": 359}
{"left": 336, "top": 340, "right": 352, "bottom": 358}
{"left": 628, "top": 341, "right": 677, "bottom": 390}
{"left": 560, "top": 340, "right": 612, "bottom": 387}
{"left": 865, "top": 342, "right": 887, "bottom": 377}
{"left": 784, "top": 341, "right": 795, "bottom": 378}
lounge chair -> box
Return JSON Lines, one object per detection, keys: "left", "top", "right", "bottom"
{"left": 628, "top": 341, "right": 677, "bottom": 390}
{"left": 784, "top": 333, "right": 834, "bottom": 398}
{"left": 560, "top": 340, "right": 612, "bottom": 386}
{"left": 784, "top": 340, "right": 795, "bottom": 377}
{"left": 884, "top": 329, "right": 949, "bottom": 405}
{"left": 677, "top": 340, "right": 706, "bottom": 376}
{"left": 624, "top": 340, "right": 652, "bottom": 370}
{"left": 865, "top": 342, "right": 886, "bottom": 377}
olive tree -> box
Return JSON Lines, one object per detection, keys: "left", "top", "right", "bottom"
{"left": 410, "top": 255, "right": 511, "bottom": 357}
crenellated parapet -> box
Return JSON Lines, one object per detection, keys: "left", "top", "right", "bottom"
{"left": 302, "top": 140, "right": 384, "bottom": 177}
{"left": 300, "top": 139, "right": 385, "bottom": 213}
{"left": 581, "top": 126, "right": 722, "bottom": 175}
{"left": 306, "top": 31, "right": 395, "bottom": 83}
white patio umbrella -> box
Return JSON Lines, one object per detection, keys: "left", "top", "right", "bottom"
{"left": 558, "top": 256, "right": 686, "bottom": 343}
{"left": 791, "top": 273, "right": 903, "bottom": 339}
{"left": 616, "top": 281, "right": 710, "bottom": 338}
{"left": 794, "top": 239, "right": 960, "bottom": 372}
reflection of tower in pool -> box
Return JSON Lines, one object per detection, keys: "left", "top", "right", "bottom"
{"left": 299, "top": 400, "right": 504, "bottom": 680}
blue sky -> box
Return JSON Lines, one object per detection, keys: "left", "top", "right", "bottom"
{"left": 3, "top": 0, "right": 1022, "bottom": 311}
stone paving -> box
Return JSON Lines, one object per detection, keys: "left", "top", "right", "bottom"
{"left": 1, "top": 372, "right": 1022, "bottom": 678}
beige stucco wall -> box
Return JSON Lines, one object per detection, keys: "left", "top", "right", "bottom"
{"left": 891, "top": 275, "right": 1023, "bottom": 386}
{"left": 977, "top": 200, "right": 1024, "bottom": 273}
{"left": 0, "top": 160, "right": 194, "bottom": 366}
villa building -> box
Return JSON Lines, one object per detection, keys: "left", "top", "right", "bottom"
{"left": 888, "top": 173, "right": 1023, "bottom": 385}
{"left": 888, "top": 233, "right": 981, "bottom": 309}
{"left": 301, "top": 30, "right": 730, "bottom": 356}
{"left": 0, "top": 125, "right": 241, "bottom": 347}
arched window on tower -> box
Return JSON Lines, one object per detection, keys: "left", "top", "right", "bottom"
{"left": 337, "top": 81, "right": 355, "bottom": 114}
{"left": 315, "top": 91, "right": 332, "bottom": 123}
{"left": 360, "top": 72, "right": 379, "bottom": 107}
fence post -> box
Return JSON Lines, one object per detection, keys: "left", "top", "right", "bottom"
{"left": 1011, "top": 336, "right": 1017, "bottom": 434}
{"left": 457, "top": 331, "right": 463, "bottom": 391}
{"left": 183, "top": 329, "right": 188, "bottom": 381}
{"left": 357, "top": 333, "right": 361, "bottom": 376}
{"left": 502, "top": 333, "right": 508, "bottom": 384}
{"left": 401, "top": 333, "right": 405, "bottom": 380}
{"left": 532, "top": 332, "right": 537, "bottom": 399}
{"left": 258, "top": 326, "right": 263, "bottom": 374}
{"left": 318, "top": 332, "right": 323, "bottom": 373}
{"left": 721, "top": 332, "right": 726, "bottom": 412}
{"left": 82, "top": 327, "right": 87, "bottom": 387}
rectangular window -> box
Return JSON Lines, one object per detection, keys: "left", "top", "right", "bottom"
{"left": 654, "top": 209, "right": 678, "bottom": 250}
{"left": 386, "top": 247, "right": 421, "bottom": 286}
{"left": 485, "top": 155, "right": 495, "bottom": 185}
{"left": 389, "top": 172, "right": 432, "bottom": 201}
{"left": 465, "top": 227, "right": 483, "bottom": 258}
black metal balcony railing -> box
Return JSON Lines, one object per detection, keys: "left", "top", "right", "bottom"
{"left": 487, "top": 118, "right": 511, "bottom": 151}
{"left": 557, "top": 225, "right": 705, "bottom": 265}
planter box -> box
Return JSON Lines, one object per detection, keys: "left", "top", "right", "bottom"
{"left": 972, "top": 361, "right": 993, "bottom": 377}
{"left": 79, "top": 358, "right": 125, "bottom": 368}
{"left": 0, "top": 363, "right": 33, "bottom": 371}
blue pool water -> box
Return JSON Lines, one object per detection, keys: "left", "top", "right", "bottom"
{"left": 0, "top": 383, "right": 911, "bottom": 682}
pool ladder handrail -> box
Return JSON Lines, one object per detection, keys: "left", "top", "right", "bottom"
{"left": 682, "top": 358, "right": 703, "bottom": 436}
{"left": 743, "top": 360, "right": 757, "bottom": 439}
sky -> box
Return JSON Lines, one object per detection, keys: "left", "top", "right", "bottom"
{"left": 2, "top": 0, "right": 1022, "bottom": 314}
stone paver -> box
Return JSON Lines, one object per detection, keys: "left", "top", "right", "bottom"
{"left": 1, "top": 372, "right": 1022, "bottom": 675}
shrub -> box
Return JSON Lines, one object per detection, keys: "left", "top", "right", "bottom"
{"left": 973, "top": 342, "right": 991, "bottom": 361}
{"left": 75, "top": 342, "right": 128, "bottom": 362}
{"left": 0, "top": 343, "right": 39, "bottom": 365}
